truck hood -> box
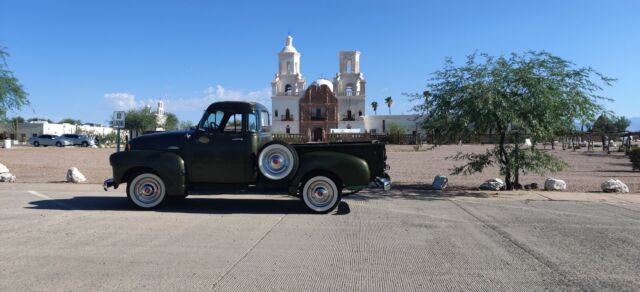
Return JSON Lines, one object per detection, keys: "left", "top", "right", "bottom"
{"left": 128, "top": 130, "right": 191, "bottom": 151}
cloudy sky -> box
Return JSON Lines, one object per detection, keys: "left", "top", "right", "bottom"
{"left": 1, "top": 0, "right": 639, "bottom": 127}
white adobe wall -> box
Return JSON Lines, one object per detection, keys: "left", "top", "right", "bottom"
{"left": 363, "top": 115, "right": 423, "bottom": 134}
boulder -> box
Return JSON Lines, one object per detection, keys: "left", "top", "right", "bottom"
{"left": 0, "top": 172, "right": 16, "bottom": 183}
{"left": 524, "top": 183, "right": 539, "bottom": 190}
{"left": 601, "top": 179, "right": 629, "bottom": 193}
{"left": 432, "top": 175, "right": 448, "bottom": 190}
{"left": 544, "top": 178, "right": 566, "bottom": 191}
{"left": 66, "top": 167, "right": 87, "bottom": 183}
{"left": 0, "top": 163, "right": 9, "bottom": 174}
{"left": 480, "top": 178, "right": 505, "bottom": 191}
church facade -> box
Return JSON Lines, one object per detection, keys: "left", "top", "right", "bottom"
{"left": 271, "top": 36, "right": 421, "bottom": 141}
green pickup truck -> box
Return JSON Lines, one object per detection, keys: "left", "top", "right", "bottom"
{"left": 103, "top": 101, "right": 391, "bottom": 213}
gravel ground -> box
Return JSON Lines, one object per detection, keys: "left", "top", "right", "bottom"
{"left": 1, "top": 144, "right": 638, "bottom": 192}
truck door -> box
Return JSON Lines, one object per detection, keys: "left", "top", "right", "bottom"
{"left": 187, "top": 110, "right": 251, "bottom": 183}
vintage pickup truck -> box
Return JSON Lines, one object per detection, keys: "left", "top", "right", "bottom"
{"left": 103, "top": 101, "right": 391, "bottom": 213}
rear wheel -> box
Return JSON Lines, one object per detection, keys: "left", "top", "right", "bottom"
{"left": 33, "top": 141, "right": 40, "bottom": 147}
{"left": 301, "top": 175, "right": 341, "bottom": 213}
{"left": 81, "top": 141, "right": 89, "bottom": 147}
{"left": 55, "top": 142, "right": 62, "bottom": 147}
{"left": 127, "top": 173, "right": 167, "bottom": 209}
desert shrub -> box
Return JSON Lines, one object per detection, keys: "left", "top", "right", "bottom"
{"left": 630, "top": 147, "right": 640, "bottom": 171}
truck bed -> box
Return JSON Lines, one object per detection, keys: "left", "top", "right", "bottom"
{"left": 291, "top": 141, "right": 387, "bottom": 180}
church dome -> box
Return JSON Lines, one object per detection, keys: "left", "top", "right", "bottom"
{"left": 312, "top": 78, "right": 334, "bottom": 92}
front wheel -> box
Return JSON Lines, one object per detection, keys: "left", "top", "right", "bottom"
{"left": 301, "top": 175, "right": 341, "bottom": 213}
{"left": 55, "top": 142, "right": 62, "bottom": 147}
{"left": 127, "top": 173, "right": 167, "bottom": 209}
{"left": 81, "top": 141, "right": 89, "bottom": 147}
{"left": 33, "top": 141, "right": 40, "bottom": 147}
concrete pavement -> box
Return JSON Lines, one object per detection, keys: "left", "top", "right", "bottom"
{"left": 1, "top": 183, "right": 639, "bottom": 291}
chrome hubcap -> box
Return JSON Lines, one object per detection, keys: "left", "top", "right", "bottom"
{"left": 307, "top": 181, "right": 334, "bottom": 208}
{"left": 134, "top": 178, "right": 162, "bottom": 204}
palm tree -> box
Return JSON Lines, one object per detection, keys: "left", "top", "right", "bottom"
{"left": 384, "top": 96, "right": 393, "bottom": 115}
{"left": 371, "top": 101, "right": 378, "bottom": 115}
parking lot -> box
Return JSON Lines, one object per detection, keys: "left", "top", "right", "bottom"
{"left": 1, "top": 183, "right": 640, "bottom": 291}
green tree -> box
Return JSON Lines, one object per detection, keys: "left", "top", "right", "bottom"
{"left": 384, "top": 96, "right": 393, "bottom": 115}
{"left": 179, "top": 120, "right": 194, "bottom": 130}
{"left": 615, "top": 116, "right": 631, "bottom": 132}
{"left": 59, "top": 118, "right": 82, "bottom": 124}
{"left": 163, "top": 113, "right": 179, "bottom": 131}
{"left": 27, "top": 117, "right": 53, "bottom": 123}
{"left": 124, "top": 107, "right": 157, "bottom": 134}
{"left": 410, "top": 51, "right": 613, "bottom": 189}
{"left": 0, "top": 47, "right": 29, "bottom": 120}
{"left": 387, "top": 122, "right": 404, "bottom": 144}
{"left": 371, "top": 101, "right": 378, "bottom": 115}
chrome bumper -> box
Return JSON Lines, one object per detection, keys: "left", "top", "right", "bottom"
{"left": 103, "top": 178, "right": 114, "bottom": 191}
{"left": 374, "top": 175, "right": 392, "bottom": 191}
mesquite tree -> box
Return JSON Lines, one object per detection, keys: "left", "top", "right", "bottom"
{"left": 410, "top": 51, "right": 613, "bottom": 189}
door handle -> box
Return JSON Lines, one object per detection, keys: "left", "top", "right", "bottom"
{"left": 232, "top": 138, "right": 244, "bottom": 141}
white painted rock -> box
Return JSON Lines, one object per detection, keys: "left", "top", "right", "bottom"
{"left": 66, "top": 167, "right": 87, "bottom": 183}
{"left": 544, "top": 178, "right": 566, "bottom": 191}
{"left": 601, "top": 179, "right": 629, "bottom": 193}
{"left": 0, "top": 163, "right": 9, "bottom": 174}
{"left": 432, "top": 175, "right": 448, "bottom": 190}
{"left": 0, "top": 172, "right": 16, "bottom": 183}
{"left": 480, "top": 178, "right": 505, "bottom": 190}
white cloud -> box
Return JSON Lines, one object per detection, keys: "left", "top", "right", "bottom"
{"left": 104, "top": 93, "right": 137, "bottom": 110}
{"left": 164, "top": 85, "right": 271, "bottom": 112}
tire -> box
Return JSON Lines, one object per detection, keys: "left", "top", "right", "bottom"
{"left": 127, "top": 173, "right": 167, "bottom": 209}
{"left": 81, "top": 141, "right": 89, "bottom": 147}
{"left": 56, "top": 142, "right": 62, "bottom": 147}
{"left": 33, "top": 141, "right": 40, "bottom": 147}
{"left": 258, "top": 141, "right": 299, "bottom": 181}
{"left": 301, "top": 175, "right": 341, "bottom": 213}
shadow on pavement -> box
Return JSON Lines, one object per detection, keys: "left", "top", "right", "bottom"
{"left": 350, "top": 183, "right": 490, "bottom": 201}
{"left": 26, "top": 196, "right": 351, "bottom": 215}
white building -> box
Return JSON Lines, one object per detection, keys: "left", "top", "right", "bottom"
{"left": 0, "top": 121, "right": 114, "bottom": 142}
{"left": 270, "top": 36, "right": 423, "bottom": 139}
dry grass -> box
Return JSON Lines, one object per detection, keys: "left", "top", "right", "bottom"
{"left": 1, "top": 144, "right": 638, "bottom": 193}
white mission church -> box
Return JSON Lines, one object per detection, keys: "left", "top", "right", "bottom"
{"left": 270, "top": 36, "right": 420, "bottom": 141}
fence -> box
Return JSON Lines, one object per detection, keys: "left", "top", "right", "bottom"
{"left": 272, "top": 132, "right": 425, "bottom": 144}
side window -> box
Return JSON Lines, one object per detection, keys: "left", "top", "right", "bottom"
{"left": 223, "top": 113, "right": 243, "bottom": 133}
{"left": 260, "top": 111, "right": 270, "bottom": 129}
{"left": 248, "top": 112, "right": 258, "bottom": 132}
{"left": 200, "top": 110, "right": 224, "bottom": 131}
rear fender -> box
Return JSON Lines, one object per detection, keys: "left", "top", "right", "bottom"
{"left": 110, "top": 150, "right": 186, "bottom": 196}
{"left": 288, "top": 151, "right": 370, "bottom": 195}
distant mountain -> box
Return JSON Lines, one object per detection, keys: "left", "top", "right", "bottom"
{"left": 630, "top": 117, "right": 640, "bottom": 132}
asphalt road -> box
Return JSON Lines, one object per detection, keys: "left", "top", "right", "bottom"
{"left": 1, "top": 183, "right": 639, "bottom": 291}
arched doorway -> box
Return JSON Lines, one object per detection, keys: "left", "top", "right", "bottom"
{"left": 313, "top": 128, "right": 323, "bottom": 142}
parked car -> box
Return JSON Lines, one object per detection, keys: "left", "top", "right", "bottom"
{"left": 61, "top": 134, "right": 96, "bottom": 147}
{"left": 27, "top": 135, "right": 73, "bottom": 147}
{"left": 104, "top": 101, "right": 391, "bottom": 213}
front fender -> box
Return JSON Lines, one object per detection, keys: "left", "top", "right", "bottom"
{"left": 110, "top": 150, "right": 186, "bottom": 196}
{"left": 289, "top": 151, "right": 370, "bottom": 195}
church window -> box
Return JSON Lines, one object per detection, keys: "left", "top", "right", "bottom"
{"left": 346, "top": 60, "right": 352, "bottom": 73}
{"left": 275, "top": 110, "right": 278, "bottom": 117}
{"left": 284, "top": 84, "right": 292, "bottom": 96}
{"left": 315, "top": 108, "right": 321, "bottom": 118}
{"left": 358, "top": 110, "right": 362, "bottom": 117}
{"left": 347, "top": 110, "right": 353, "bottom": 120}
{"left": 287, "top": 62, "right": 292, "bottom": 73}
{"left": 286, "top": 125, "right": 290, "bottom": 134}
{"left": 285, "top": 108, "right": 291, "bottom": 120}
{"left": 345, "top": 86, "right": 353, "bottom": 96}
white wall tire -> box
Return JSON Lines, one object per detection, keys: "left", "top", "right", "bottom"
{"left": 258, "top": 141, "right": 298, "bottom": 181}
{"left": 302, "top": 175, "right": 341, "bottom": 213}
{"left": 127, "top": 173, "right": 167, "bottom": 209}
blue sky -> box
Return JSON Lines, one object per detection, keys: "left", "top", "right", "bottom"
{"left": 1, "top": 0, "right": 639, "bottom": 127}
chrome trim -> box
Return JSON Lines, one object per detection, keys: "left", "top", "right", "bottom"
{"left": 168, "top": 146, "right": 180, "bottom": 150}
{"left": 375, "top": 176, "right": 392, "bottom": 191}
{"left": 103, "top": 178, "right": 114, "bottom": 191}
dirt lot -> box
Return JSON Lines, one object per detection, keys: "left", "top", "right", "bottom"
{"left": 1, "top": 144, "right": 638, "bottom": 192}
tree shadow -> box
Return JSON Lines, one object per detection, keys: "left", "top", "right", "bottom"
{"left": 350, "top": 183, "right": 491, "bottom": 201}
{"left": 26, "top": 195, "right": 351, "bottom": 215}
